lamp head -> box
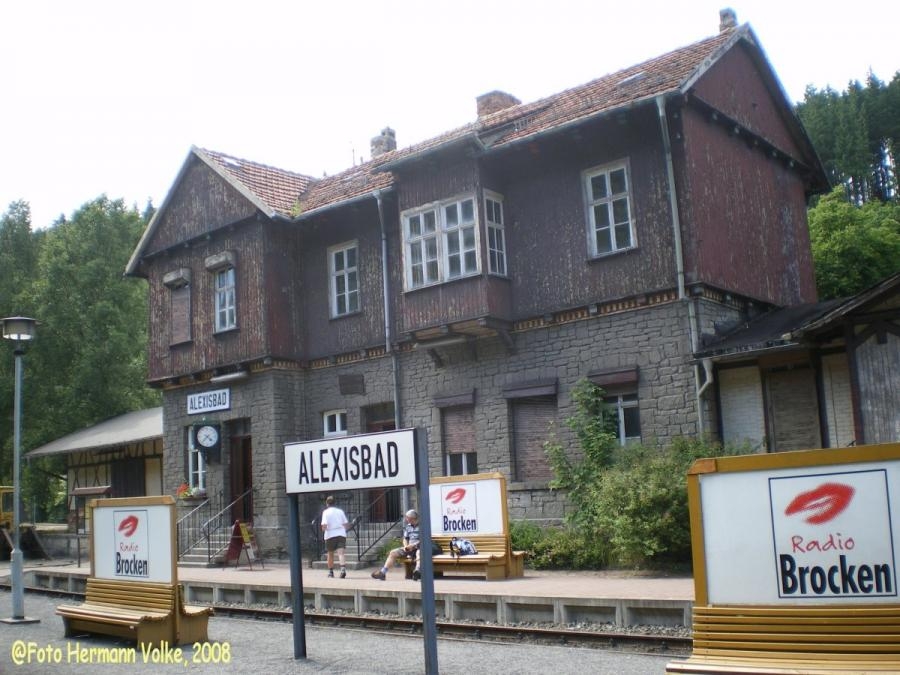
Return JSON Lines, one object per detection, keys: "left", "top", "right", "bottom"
{"left": 2, "top": 316, "right": 36, "bottom": 343}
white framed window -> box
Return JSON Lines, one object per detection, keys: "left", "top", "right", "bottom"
{"left": 329, "top": 242, "right": 359, "bottom": 317}
{"left": 323, "top": 410, "right": 348, "bottom": 437}
{"left": 403, "top": 195, "right": 479, "bottom": 289}
{"left": 445, "top": 452, "right": 478, "bottom": 476}
{"left": 215, "top": 267, "right": 236, "bottom": 332}
{"left": 484, "top": 191, "right": 507, "bottom": 276}
{"left": 188, "top": 433, "right": 207, "bottom": 490}
{"left": 584, "top": 161, "right": 635, "bottom": 257}
{"left": 604, "top": 393, "right": 641, "bottom": 445}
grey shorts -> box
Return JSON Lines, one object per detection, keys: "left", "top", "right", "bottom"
{"left": 325, "top": 536, "right": 346, "bottom": 552}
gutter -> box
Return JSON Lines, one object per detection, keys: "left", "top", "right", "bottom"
{"left": 656, "top": 94, "right": 714, "bottom": 433}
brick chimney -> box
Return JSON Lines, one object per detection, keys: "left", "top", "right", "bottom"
{"left": 719, "top": 8, "right": 737, "bottom": 32}
{"left": 371, "top": 127, "right": 397, "bottom": 158}
{"left": 476, "top": 91, "right": 521, "bottom": 118}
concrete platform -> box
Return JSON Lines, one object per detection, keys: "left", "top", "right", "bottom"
{"left": 10, "top": 558, "right": 695, "bottom": 628}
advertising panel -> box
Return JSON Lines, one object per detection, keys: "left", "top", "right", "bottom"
{"left": 91, "top": 498, "right": 175, "bottom": 584}
{"left": 428, "top": 475, "right": 505, "bottom": 535}
{"left": 700, "top": 453, "right": 900, "bottom": 605}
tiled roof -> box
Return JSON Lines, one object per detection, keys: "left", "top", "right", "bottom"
{"left": 198, "top": 26, "right": 744, "bottom": 220}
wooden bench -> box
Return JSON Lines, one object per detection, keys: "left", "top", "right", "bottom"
{"left": 403, "top": 534, "right": 525, "bottom": 581}
{"left": 667, "top": 604, "right": 900, "bottom": 673}
{"left": 57, "top": 577, "right": 213, "bottom": 647}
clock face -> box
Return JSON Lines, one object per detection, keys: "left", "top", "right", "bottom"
{"left": 196, "top": 425, "right": 220, "bottom": 448}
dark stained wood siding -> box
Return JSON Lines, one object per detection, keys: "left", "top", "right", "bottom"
{"left": 143, "top": 158, "right": 256, "bottom": 256}
{"left": 676, "top": 105, "right": 817, "bottom": 306}
{"left": 298, "top": 200, "right": 389, "bottom": 359}
{"left": 491, "top": 107, "right": 677, "bottom": 317}
{"left": 692, "top": 43, "right": 805, "bottom": 161}
{"left": 147, "top": 221, "right": 274, "bottom": 381}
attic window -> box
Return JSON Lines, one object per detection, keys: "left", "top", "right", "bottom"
{"left": 222, "top": 157, "right": 242, "bottom": 168}
{"left": 617, "top": 71, "right": 646, "bottom": 87}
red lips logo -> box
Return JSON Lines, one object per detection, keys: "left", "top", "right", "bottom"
{"left": 445, "top": 488, "right": 466, "bottom": 504}
{"left": 118, "top": 515, "right": 139, "bottom": 537}
{"left": 784, "top": 483, "right": 854, "bottom": 525}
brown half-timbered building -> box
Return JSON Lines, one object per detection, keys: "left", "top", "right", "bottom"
{"left": 127, "top": 11, "right": 836, "bottom": 557}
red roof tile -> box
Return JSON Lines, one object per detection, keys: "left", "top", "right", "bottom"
{"left": 199, "top": 27, "right": 743, "bottom": 219}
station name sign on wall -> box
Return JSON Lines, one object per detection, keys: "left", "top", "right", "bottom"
{"left": 698, "top": 449, "right": 900, "bottom": 605}
{"left": 284, "top": 428, "right": 417, "bottom": 494}
{"left": 187, "top": 388, "right": 230, "bottom": 415}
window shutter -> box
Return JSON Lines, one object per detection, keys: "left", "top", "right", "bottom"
{"left": 511, "top": 398, "right": 556, "bottom": 482}
{"left": 442, "top": 406, "right": 475, "bottom": 455}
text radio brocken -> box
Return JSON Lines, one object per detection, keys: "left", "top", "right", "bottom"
{"left": 777, "top": 482, "right": 894, "bottom": 597}
{"left": 443, "top": 487, "right": 477, "bottom": 532}
{"left": 116, "top": 514, "right": 149, "bottom": 577}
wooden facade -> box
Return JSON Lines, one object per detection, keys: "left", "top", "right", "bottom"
{"left": 124, "top": 15, "right": 875, "bottom": 545}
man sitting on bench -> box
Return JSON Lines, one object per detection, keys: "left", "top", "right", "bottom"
{"left": 371, "top": 509, "right": 421, "bottom": 581}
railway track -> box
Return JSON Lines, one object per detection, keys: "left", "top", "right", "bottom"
{"left": 12, "top": 583, "right": 693, "bottom": 656}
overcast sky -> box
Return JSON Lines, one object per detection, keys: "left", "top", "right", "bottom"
{"left": 2, "top": 1, "right": 898, "bottom": 230}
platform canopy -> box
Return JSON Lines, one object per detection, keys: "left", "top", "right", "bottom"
{"left": 27, "top": 407, "right": 162, "bottom": 458}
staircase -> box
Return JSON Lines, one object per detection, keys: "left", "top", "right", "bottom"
{"left": 177, "top": 490, "right": 252, "bottom": 568}
{"left": 309, "top": 520, "right": 402, "bottom": 570}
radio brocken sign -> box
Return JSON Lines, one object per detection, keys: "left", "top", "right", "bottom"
{"left": 699, "top": 455, "right": 899, "bottom": 605}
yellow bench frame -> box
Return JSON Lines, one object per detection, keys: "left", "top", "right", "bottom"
{"left": 57, "top": 577, "right": 213, "bottom": 648}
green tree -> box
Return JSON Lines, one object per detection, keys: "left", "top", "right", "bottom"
{"left": 0, "top": 197, "right": 160, "bottom": 519}
{"left": 808, "top": 186, "right": 900, "bottom": 299}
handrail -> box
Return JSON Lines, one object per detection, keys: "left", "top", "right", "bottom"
{"left": 175, "top": 492, "right": 220, "bottom": 559}
{"left": 202, "top": 488, "right": 253, "bottom": 564}
{"left": 309, "top": 488, "right": 402, "bottom": 565}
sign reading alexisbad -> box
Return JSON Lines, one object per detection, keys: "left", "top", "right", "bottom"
{"left": 284, "top": 428, "right": 417, "bottom": 494}
{"left": 187, "top": 388, "right": 230, "bottom": 415}
{"left": 700, "top": 457, "right": 900, "bottom": 605}
{"left": 91, "top": 500, "right": 175, "bottom": 584}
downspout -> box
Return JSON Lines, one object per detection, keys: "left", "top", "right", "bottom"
{"left": 656, "top": 95, "right": 713, "bottom": 435}
{"left": 375, "top": 189, "right": 408, "bottom": 511}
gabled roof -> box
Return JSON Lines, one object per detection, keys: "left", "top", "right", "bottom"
{"left": 128, "top": 20, "right": 807, "bottom": 274}
{"left": 28, "top": 408, "right": 163, "bottom": 458}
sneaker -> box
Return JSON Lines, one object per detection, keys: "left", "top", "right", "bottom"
{"left": 412, "top": 569, "right": 421, "bottom": 581}
{"left": 340, "top": 569, "right": 346, "bottom": 579}
{"left": 371, "top": 570, "right": 386, "bottom": 580}
{"left": 327, "top": 570, "right": 334, "bottom": 578}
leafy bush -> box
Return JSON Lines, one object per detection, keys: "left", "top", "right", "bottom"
{"left": 545, "top": 379, "right": 752, "bottom": 568}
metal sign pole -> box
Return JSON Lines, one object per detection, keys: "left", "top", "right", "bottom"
{"left": 415, "top": 428, "right": 439, "bottom": 675}
{"left": 287, "top": 492, "right": 307, "bottom": 659}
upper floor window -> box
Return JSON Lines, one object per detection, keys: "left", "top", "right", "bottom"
{"left": 215, "top": 267, "right": 236, "bottom": 332}
{"left": 323, "top": 410, "right": 348, "bottom": 437}
{"left": 329, "top": 242, "right": 359, "bottom": 317}
{"left": 403, "top": 195, "right": 479, "bottom": 290}
{"left": 584, "top": 161, "right": 635, "bottom": 257}
{"left": 484, "top": 192, "right": 507, "bottom": 276}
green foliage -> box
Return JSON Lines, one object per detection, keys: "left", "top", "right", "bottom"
{"left": 797, "top": 73, "right": 900, "bottom": 204}
{"left": 544, "top": 379, "right": 751, "bottom": 568}
{"left": 808, "top": 186, "right": 900, "bottom": 298}
{"left": 0, "top": 196, "right": 160, "bottom": 520}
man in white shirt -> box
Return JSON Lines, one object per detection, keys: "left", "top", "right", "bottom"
{"left": 320, "top": 495, "right": 349, "bottom": 578}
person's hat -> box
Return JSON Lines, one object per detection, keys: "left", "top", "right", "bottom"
{"left": 405, "top": 509, "right": 418, "bottom": 519}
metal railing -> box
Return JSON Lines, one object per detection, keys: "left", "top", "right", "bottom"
{"left": 176, "top": 491, "right": 221, "bottom": 559}
{"left": 309, "top": 488, "right": 402, "bottom": 565}
{"left": 201, "top": 488, "right": 253, "bottom": 564}
{"left": 175, "top": 488, "right": 253, "bottom": 564}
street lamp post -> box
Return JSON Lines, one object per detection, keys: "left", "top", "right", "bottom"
{"left": 1, "top": 316, "right": 39, "bottom": 624}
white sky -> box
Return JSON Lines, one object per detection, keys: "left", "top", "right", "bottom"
{"left": 2, "top": 1, "right": 898, "bottom": 230}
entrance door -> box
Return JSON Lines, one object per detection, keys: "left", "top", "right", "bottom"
{"left": 230, "top": 436, "right": 253, "bottom": 523}
{"left": 366, "top": 418, "right": 400, "bottom": 522}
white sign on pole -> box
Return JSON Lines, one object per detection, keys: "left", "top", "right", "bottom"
{"left": 700, "top": 460, "right": 900, "bottom": 605}
{"left": 284, "top": 428, "right": 417, "bottom": 494}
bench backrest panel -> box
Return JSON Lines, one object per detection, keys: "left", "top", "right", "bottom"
{"left": 85, "top": 578, "right": 177, "bottom": 612}
{"left": 433, "top": 535, "right": 510, "bottom": 554}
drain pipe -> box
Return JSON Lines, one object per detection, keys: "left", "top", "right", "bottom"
{"left": 656, "top": 95, "right": 712, "bottom": 435}
{"left": 375, "top": 189, "right": 408, "bottom": 511}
